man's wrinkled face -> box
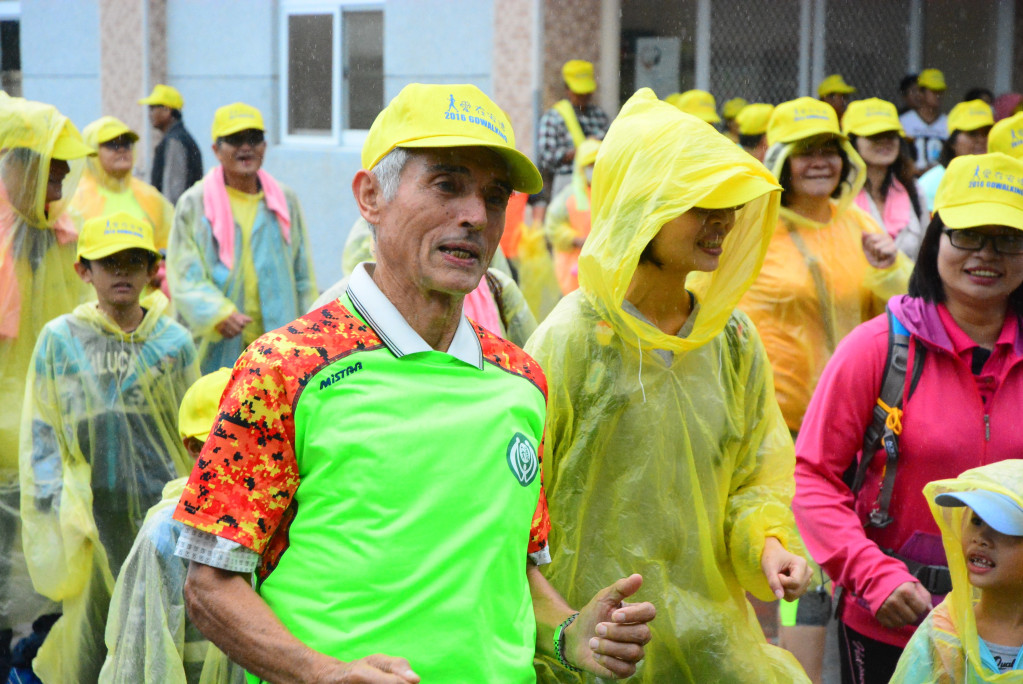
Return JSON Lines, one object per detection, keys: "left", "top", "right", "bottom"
{"left": 372, "top": 147, "right": 512, "bottom": 298}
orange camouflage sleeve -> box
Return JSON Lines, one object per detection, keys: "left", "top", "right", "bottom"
{"left": 529, "top": 429, "right": 551, "bottom": 563}
{"left": 173, "top": 342, "right": 300, "bottom": 554}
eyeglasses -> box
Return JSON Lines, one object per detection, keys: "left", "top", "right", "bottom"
{"left": 219, "top": 130, "right": 265, "bottom": 147}
{"left": 101, "top": 137, "right": 135, "bottom": 151}
{"left": 944, "top": 228, "right": 1023, "bottom": 255}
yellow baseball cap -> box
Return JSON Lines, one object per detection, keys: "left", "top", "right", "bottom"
{"left": 948, "top": 99, "right": 994, "bottom": 133}
{"left": 562, "top": 60, "right": 596, "bottom": 95}
{"left": 918, "top": 68, "right": 947, "bottom": 92}
{"left": 51, "top": 118, "right": 97, "bottom": 160}
{"left": 841, "top": 98, "right": 904, "bottom": 137}
{"left": 818, "top": 74, "right": 856, "bottom": 97}
{"left": 138, "top": 84, "right": 184, "bottom": 110}
{"left": 767, "top": 97, "right": 844, "bottom": 146}
{"left": 211, "top": 102, "right": 265, "bottom": 141}
{"left": 178, "top": 367, "right": 233, "bottom": 443}
{"left": 77, "top": 211, "right": 160, "bottom": 261}
{"left": 722, "top": 97, "right": 748, "bottom": 121}
{"left": 362, "top": 83, "right": 541, "bottom": 194}
{"left": 736, "top": 103, "right": 774, "bottom": 136}
{"left": 672, "top": 89, "right": 720, "bottom": 124}
{"left": 934, "top": 153, "right": 1023, "bottom": 231}
{"left": 989, "top": 112, "right": 1023, "bottom": 158}
{"left": 83, "top": 116, "right": 139, "bottom": 146}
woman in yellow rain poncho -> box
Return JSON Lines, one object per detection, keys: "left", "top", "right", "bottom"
{"left": 100, "top": 367, "right": 244, "bottom": 684}
{"left": 527, "top": 88, "right": 813, "bottom": 683}
{"left": 19, "top": 213, "right": 198, "bottom": 683}
{"left": 544, "top": 138, "right": 599, "bottom": 294}
{"left": 740, "top": 97, "right": 913, "bottom": 434}
{"left": 891, "top": 460, "right": 1023, "bottom": 683}
{"left": 72, "top": 116, "right": 174, "bottom": 250}
{"left": 0, "top": 96, "right": 94, "bottom": 664}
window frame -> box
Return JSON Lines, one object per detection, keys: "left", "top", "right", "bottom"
{"left": 278, "top": 0, "right": 383, "bottom": 148}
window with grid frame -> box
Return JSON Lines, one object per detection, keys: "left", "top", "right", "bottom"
{"left": 281, "top": 2, "right": 383, "bottom": 144}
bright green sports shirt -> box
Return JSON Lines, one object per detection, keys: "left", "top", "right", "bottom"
{"left": 174, "top": 264, "right": 551, "bottom": 683}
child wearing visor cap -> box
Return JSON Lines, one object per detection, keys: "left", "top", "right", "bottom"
{"left": 891, "top": 460, "right": 1023, "bottom": 681}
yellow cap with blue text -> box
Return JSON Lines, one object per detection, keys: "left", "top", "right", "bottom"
{"left": 178, "top": 367, "right": 233, "bottom": 443}
{"left": 841, "top": 98, "right": 904, "bottom": 137}
{"left": 948, "top": 99, "right": 994, "bottom": 134}
{"left": 989, "top": 112, "right": 1023, "bottom": 159}
{"left": 361, "top": 83, "right": 542, "bottom": 194}
{"left": 211, "top": 102, "right": 265, "bottom": 141}
{"left": 818, "top": 74, "right": 856, "bottom": 97}
{"left": 77, "top": 211, "right": 160, "bottom": 261}
{"left": 138, "top": 84, "right": 185, "bottom": 110}
{"left": 934, "top": 153, "right": 1023, "bottom": 232}
{"left": 767, "top": 97, "right": 843, "bottom": 146}
{"left": 737, "top": 103, "right": 774, "bottom": 136}
{"left": 562, "top": 60, "right": 596, "bottom": 95}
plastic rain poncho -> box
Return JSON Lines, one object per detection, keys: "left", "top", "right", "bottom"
{"left": 72, "top": 117, "right": 175, "bottom": 251}
{"left": 739, "top": 138, "right": 913, "bottom": 431}
{"left": 526, "top": 89, "right": 811, "bottom": 683}
{"left": 0, "top": 97, "right": 92, "bottom": 629}
{"left": 99, "top": 477, "right": 245, "bottom": 684}
{"left": 167, "top": 178, "right": 316, "bottom": 373}
{"left": 891, "top": 461, "right": 1023, "bottom": 684}
{"left": 19, "top": 291, "right": 198, "bottom": 683}
{"left": 545, "top": 139, "right": 600, "bottom": 294}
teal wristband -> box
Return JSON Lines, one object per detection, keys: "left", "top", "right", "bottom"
{"left": 554, "top": 612, "right": 582, "bottom": 672}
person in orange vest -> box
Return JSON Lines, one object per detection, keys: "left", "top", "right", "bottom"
{"left": 544, "top": 139, "right": 599, "bottom": 294}
{"left": 535, "top": 60, "right": 609, "bottom": 205}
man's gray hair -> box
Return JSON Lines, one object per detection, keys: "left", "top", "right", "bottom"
{"left": 366, "top": 147, "right": 411, "bottom": 238}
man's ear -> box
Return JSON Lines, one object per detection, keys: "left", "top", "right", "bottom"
{"left": 73, "top": 261, "right": 92, "bottom": 284}
{"left": 352, "top": 169, "right": 385, "bottom": 225}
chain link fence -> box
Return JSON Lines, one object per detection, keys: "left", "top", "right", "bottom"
{"left": 824, "top": 1, "right": 914, "bottom": 105}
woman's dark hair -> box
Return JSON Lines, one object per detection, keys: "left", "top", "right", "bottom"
{"left": 909, "top": 212, "right": 1023, "bottom": 315}
{"left": 963, "top": 88, "right": 994, "bottom": 104}
{"left": 848, "top": 134, "right": 923, "bottom": 217}
{"left": 937, "top": 132, "right": 961, "bottom": 169}
{"left": 778, "top": 142, "right": 853, "bottom": 208}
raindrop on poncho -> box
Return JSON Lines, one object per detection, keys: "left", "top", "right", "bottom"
{"left": 527, "top": 89, "right": 811, "bottom": 683}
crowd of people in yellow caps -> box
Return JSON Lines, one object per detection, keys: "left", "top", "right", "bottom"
{"left": 1, "top": 55, "right": 1023, "bottom": 684}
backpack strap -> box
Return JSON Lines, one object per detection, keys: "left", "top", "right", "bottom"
{"left": 850, "top": 306, "right": 926, "bottom": 529}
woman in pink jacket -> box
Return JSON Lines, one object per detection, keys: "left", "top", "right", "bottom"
{"left": 793, "top": 152, "right": 1023, "bottom": 684}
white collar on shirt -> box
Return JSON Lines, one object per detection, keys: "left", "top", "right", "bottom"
{"left": 345, "top": 263, "right": 484, "bottom": 369}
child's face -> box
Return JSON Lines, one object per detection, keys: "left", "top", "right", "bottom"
{"left": 960, "top": 509, "right": 1023, "bottom": 592}
{"left": 75, "top": 249, "right": 158, "bottom": 310}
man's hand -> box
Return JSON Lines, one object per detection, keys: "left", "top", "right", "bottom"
{"left": 313, "top": 655, "right": 420, "bottom": 684}
{"left": 876, "top": 581, "right": 931, "bottom": 629}
{"left": 566, "top": 574, "right": 656, "bottom": 679}
{"left": 761, "top": 537, "right": 812, "bottom": 601}
{"left": 215, "top": 311, "right": 253, "bottom": 339}
{"left": 862, "top": 231, "right": 898, "bottom": 269}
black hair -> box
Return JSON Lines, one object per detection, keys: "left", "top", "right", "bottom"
{"left": 937, "top": 133, "right": 961, "bottom": 169}
{"left": 900, "top": 74, "right": 919, "bottom": 95}
{"left": 778, "top": 141, "right": 853, "bottom": 207}
{"left": 738, "top": 133, "right": 763, "bottom": 150}
{"left": 909, "top": 213, "right": 1023, "bottom": 316}
{"left": 638, "top": 240, "right": 663, "bottom": 267}
{"left": 170, "top": 108, "right": 182, "bottom": 121}
{"left": 963, "top": 88, "right": 994, "bottom": 103}
{"left": 79, "top": 251, "right": 160, "bottom": 270}
{"left": 848, "top": 133, "right": 923, "bottom": 217}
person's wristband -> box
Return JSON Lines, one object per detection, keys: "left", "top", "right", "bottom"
{"left": 554, "top": 612, "right": 582, "bottom": 672}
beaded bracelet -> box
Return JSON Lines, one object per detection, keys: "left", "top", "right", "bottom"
{"left": 554, "top": 612, "right": 582, "bottom": 672}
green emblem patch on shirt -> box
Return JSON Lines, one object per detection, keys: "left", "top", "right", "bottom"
{"left": 507, "top": 432, "right": 538, "bottom": 486}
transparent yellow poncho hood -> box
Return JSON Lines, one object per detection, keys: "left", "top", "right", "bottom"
{"left": 891, "top": 460, "right": 1023, "bottom": 682}
{"left": 578, "top": 88, "right": 781, "bottom": 353}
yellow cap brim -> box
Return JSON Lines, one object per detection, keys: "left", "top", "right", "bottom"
{"left": 78, "top": 244, "right": 161, "bottom": 261}
{"left": 97, "top": 126, "right": 139, "bottom": 145}
{"left": 52, "top": 134, "right": 96, "bottom": 160}
{"left": 397, "top": 135, "right": 543, "bottom": 195}
{"left": 212, "top": 121, "right": 265, "bottom": 140}
{"left": 698, "top": 172, "right": 780, "bottom": 209}
{"left": 940, "top": 203, "right": 1023, "bottom": 232}
{"left": 776, "top": 126, "right": 847, "bottom": 146}
{"left": 566, "top": 78, "right": 596, "bottom": 95}
{"left": 849, "top": 121, "right": 905, "bottom": 138}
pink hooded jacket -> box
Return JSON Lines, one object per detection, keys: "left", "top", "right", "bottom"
{"left": 793, "top": 294, "right": 1023, "bottom": 647}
